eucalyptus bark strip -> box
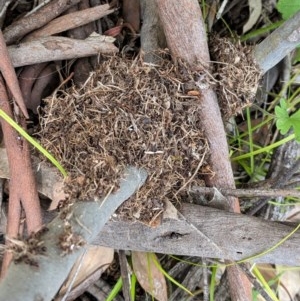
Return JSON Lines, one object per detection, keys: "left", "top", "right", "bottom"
{"left": 24, "top": 4, "right": 115, "bottom": 41}
{"left": 155, "top": 1, "right": 252, "bottom": 300}
{"left": 0, "top": 167, "right": 147, "bottom": 301}
{"left": 3, "top": 0, "right": 81, "bottom": 45}
{"left": 254, "top": 10, "right": 300, "bottom": 73}
{"left": 8, "top": 36, "right": 118, "bottom": 67}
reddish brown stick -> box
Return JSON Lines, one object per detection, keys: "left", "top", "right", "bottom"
{"left": 0, "top": 30, "right": 28, "bottom": 118}
{"left": 0, "top": 79, "right": 42, "bottom": 277}
{"left": 155, "top": 1, "right": 251, "bottom": 300}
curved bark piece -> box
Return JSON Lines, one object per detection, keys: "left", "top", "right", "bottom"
{"left": 8, "top": 36, "right": 117, "bottom": 68}
{"left": 29, "top": 63, "right": 59, "bottom": 113}
{"left": 155, "top": 1, "right": 252, "bottom": 300}
{"left": 3, "top": 0, "right": 81, "bottom": 45}
{"left": 0, "top": 167, "right": 147, "bottom": 301}
{"left": 18, "top": 63, "right": 48, "bottom": 111}
{"left": 254, "top": 10, "right": 300, "bottom": 73}
{"left": 122, "top": 0, "right": 140, "bottom": 32}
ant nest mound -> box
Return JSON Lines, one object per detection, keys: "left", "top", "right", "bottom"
{"left": 209, "top": 35, "right": 262, "bottom": 119}
{"left": 38, "top": 53, "right": 210, "bottom": 224}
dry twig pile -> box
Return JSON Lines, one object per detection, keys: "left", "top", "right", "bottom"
{"left": 39, "top": 54, "right": 209, "bottom": 222}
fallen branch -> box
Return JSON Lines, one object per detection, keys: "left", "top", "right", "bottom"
{"left": 24, "top": 3, "right": 115, "bottom": 41}
{"left": 94, "top": 202, "right": 300, "bottom": 266}
{"left": 3, "top": 0, "right": 81, "bottom": 45}
{"left": 8, "top": 35, "right": 118, "bottom": 68}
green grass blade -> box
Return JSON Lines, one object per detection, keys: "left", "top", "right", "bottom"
{"left": 209, "top": 264, "right": 218, "bottom": 301}
{"left": 236, "top": 223, "right": 300, "bottom": 264}
{"left": 252, "top": 265, "right": 279, "bottom": 301}
{"left": 231, "top": 134, "right": 295, "bottom": 161}
{"left": 130, "top": 273, "right": 137, "bottom": 301}
{"left": 151, "top": 253, "right": 194, "bottom": 297}
{"left": 0, "top": 109, "right": 67, "bottom": 177}
{"left": 105, "top": 277, "right": 123, "bottom": 301}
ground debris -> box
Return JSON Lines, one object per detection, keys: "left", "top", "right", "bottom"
{"left": 209, "top": 35, "right": 262, "bottom": 119}
{"left": 38, "top": 53, "right": 209, "bottom": 223}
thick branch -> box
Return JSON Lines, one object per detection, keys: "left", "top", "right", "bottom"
{"left": 94, "top": 203, "right": 300, "bottom": 266}
{"left": 155, "top": 1, "right": 251, "bottom": 300}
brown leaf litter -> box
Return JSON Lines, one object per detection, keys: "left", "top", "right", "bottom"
{"left": 38, "top": 53, "right": 210, "bottom": 223}
{"left": 209, "top": 35, "right": 262, "bottom": 119}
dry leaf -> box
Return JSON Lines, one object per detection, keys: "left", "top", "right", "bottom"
{"left": 243, "top": 0, "right": 262, "bottom": 33}
{"left": 277, "top": 266, "right": 300, "bottom": 301}
{"left": 257, "top": 263, "right": 279, "bottom": 289}
{"left": 132, "top": 251, "right": 167, "bottom": 301}
{"left": 58, "top": 246, "right": 114, "bottom": 297}
{"left": 0, "top": 147, "right": 67, "bottom": 206}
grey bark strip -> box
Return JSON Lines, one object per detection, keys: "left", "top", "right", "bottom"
{"left": 95, "top": 203, "right": 300, "bottom": 266}
{"left": 0, "top": 167, "right": 147, "bottom": 301}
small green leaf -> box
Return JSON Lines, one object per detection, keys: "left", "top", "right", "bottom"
{"left": 293, "top": 47, "right": 300, "bottom": 64}
{"left": 276, "top": 118, "right": 290, "bottom": 135}
{"left": 290, "top": 110, "right": 300, "bottom": 141}
{"left": 275, "top": 99, "right": 291, "bottom": 135}
{"left": 275, "top": 99, "right": 300, "bottom": 142}
{"left": 277, "top": 0, "right": 300, "bottom": 20}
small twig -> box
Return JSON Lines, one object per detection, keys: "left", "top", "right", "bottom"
{"left": 61, "top": 249, "right": 87, "bottom": 301}
{"left": 175, "top": 148, "right": 207, "bottom": 196}
{"left": 191, "top": 186, "right": 300, "bottom": 199}
{"left": 202, "top": 258, "right": 209, "bottom": 301}
{"left": 216, "top": 0, "right": 229, "bottom": 19}
{"left": 118, "top": 250, "right": 132, "bottom": 301}
{"left": 25, "top": 0, "right": 51, "bottom": 17}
